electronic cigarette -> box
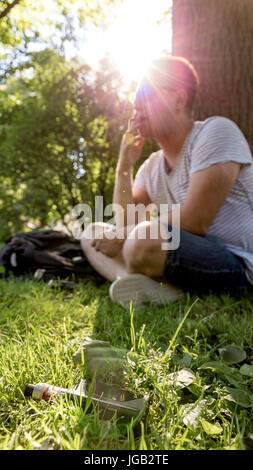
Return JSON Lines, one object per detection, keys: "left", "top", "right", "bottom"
{"left": 24, "top": 380, "right": 148, "bottom": 421}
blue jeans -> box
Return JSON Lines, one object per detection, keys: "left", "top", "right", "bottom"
{"left": 164, "top": 225, "right": 252, "bottom": 294}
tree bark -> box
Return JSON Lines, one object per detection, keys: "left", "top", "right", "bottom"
{"left": 172, "top": 0, "right": 253, "bottom": 146}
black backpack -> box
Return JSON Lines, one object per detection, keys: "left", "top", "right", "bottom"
{"left": 0, "top": 229, "right": 105, "bottom": 285}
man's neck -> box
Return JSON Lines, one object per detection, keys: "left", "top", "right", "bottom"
{"left": 157, "top": 118, "right": 194, "bottom": 171}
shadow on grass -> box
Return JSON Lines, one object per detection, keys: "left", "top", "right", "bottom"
{"left": 88, "top": 279, "right": 253, "bottom": 354}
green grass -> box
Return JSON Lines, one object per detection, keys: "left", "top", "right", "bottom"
{"left": 0, "top": 278, "right": 253, "bottom": 450}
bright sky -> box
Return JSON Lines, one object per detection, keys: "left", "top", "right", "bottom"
{"left": 67, "top": 0, "right": 172, "bottom": 85}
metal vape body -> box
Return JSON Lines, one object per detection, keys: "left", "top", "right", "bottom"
{"left": 25, "top": 380, "right": 148, "bottom": 421}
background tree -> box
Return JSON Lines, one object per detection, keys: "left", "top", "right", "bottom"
{"left": 0, "top": 51, "right": 124, "bottom": 237}
{"left": 0, "top": 49, "right": 157, "bottom": 240}
{"left": 0, "top": 0, "right": 159, "bottom": 241}
{"left": 0, "top": 0, "right": 120, "bottom": 82}
{"left": 172, "top": 0, "right": 253, "bottom": 146}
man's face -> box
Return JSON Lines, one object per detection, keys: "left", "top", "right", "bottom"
{"left": 133, "top": 82, "right": 179, "bottom": 140}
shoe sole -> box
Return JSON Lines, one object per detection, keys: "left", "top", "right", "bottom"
{"left": 109, "top": 274, "right": 184, "bottom": 309}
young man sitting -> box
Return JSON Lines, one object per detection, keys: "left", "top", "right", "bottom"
{"left": 81, "top": 55, "right": 253, "bottom": 308}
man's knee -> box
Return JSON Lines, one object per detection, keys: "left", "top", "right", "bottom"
{"left": 123, "top": 238, "right": 143, "bottom": 273}
{"left": 122, "top": 221, "right": 167, "bottom": 277}
{"left": 122, "top": 238, "right": 163, "bottom": 277}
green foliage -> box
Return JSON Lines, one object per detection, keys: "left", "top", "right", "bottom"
{"left": 0, "top": 0, "right": 121, "bottom": 47}
{"left": 219, "top": 345, "right": 247, "bottom": 364}
{"left": 0, "top": 279, "right": 253, "bottom": 449}
{"left": 0, "top": 0, "right": 121, "bottom": 85}
{"left": 0, "top": 49, "right": 157, "bottom": 240}
{"left": 0, "top": 0, "right": 159, "bottom": 241}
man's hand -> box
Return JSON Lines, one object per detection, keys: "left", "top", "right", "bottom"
{"left": 113, "top": 114, "right": 146, "bottom": 228}
{"left": 91, "top": 231, "right": 124, "bottom": 258}
{"left": 118, "top": 116, "right": 145, "bottom": 172}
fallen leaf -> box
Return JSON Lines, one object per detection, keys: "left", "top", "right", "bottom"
{"left": 165, "top": 368, "right": 196, "bottom": 389}
{"left": 224, "top": 387, "right": 253, "bottom": 408}
{"left": 181, "top": 400, "right": 207, "bottom": 429}
{"left": 219, "top": 345, "right": 246, "bottom": 364}
{"left": 239, "top": 364, "right": 253, "bottom": 378}
{"left": 199, "top": 361, "right": 245, "bottom": 387}
{"left": 200, "top": 418, "right": 222, "bottom": 436}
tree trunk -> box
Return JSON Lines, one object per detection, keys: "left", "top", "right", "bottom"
{"left": 172, "top": 0, "right": 253, "bottom": 146}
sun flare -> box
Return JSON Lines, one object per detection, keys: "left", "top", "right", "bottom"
{"left": 83, "top": 0, "right": 172, "bottom": 85}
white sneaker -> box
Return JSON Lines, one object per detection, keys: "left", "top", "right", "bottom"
{"left": 109, "top": 274, "right": 185, "bottom": 310}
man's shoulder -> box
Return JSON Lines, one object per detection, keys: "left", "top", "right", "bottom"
{"left": 138, "top": 149, "right": 163, "bottom": 173}
{"left": 191, "top": 116, "right": 248, "bottom": 150}
{"left": 195, "top": 115, "right": 242, "bottom": 134}
{"left": 189, "top": 115, "right": 252, "bottom": 173}
{"left": 146, "top": 149, "right": 163, "bottom": 166}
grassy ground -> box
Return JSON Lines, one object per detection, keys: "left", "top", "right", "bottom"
{"left": 0, "top": 277, "right": 253, "bottom": 450}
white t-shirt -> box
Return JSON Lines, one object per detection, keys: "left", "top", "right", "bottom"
{"left": 133, "top": 116, "right": 253, "bottom": 284}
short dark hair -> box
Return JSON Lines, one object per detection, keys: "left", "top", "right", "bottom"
{"left": 144, "top": 55, "right": 199, "bottom": 114}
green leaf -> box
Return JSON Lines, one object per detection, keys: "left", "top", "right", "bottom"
{"left": 199, "top": 361, "right": 226, "bottom": 371}
{"left": 187, "top": 382, "right": 211, "bottom": 397}
{"left": 165, "top": 368, "right": 196, "bottom": 389}
{"left": 219, "top": 345, "right": 246, "bottom": 364}
{"left": 199, "top": 361, "right": 245, "bottom": 387}
{"left": 180, "top": 353, "right": 193, "bottom": 368}
{"left": 181, "top": 399, "right": 207, "bottom": 429}
{"left": 224, "top": 387, "right": 253, "bottom": 408}
{"left": 239, "top": 364, "right": 253, "bottom": 378}
{"left": 200, "top": 418, "right": 223, "bottom": 436}
{"left": 172, "top": 353, "right": 192, "bottom": 368}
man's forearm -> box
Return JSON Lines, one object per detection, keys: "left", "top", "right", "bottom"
{"left": 113, "top": 120, "right": 144, "bottom": 228}
{"left": 113, "top": 166, "right": 134, "bottom": 227}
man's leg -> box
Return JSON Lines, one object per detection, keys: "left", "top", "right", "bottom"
{"left": 122, "top": 220, "right": 169, "bottom": 277}
{"left": 109, "top": 221, "right": 184, "bottom": 307}
{"left": 81, "top": 220, "right": 184, "bottom": 308}
{"left": 124, "top": 222, "right": 251, "bottom": 294}
{"left": 81, "top": 220, "right": 169, "bottom": 281}
{"left": 109, "top": 221, "right": 252, "bottom": 308}
{"left": 81, "top": 219, "right": 251, "bottom": 308}
{"left": 163, "top": 226, "right": 251, "bottom": 294}
{"left": 81, "top": 222, "right": 128, "bottom": 282}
